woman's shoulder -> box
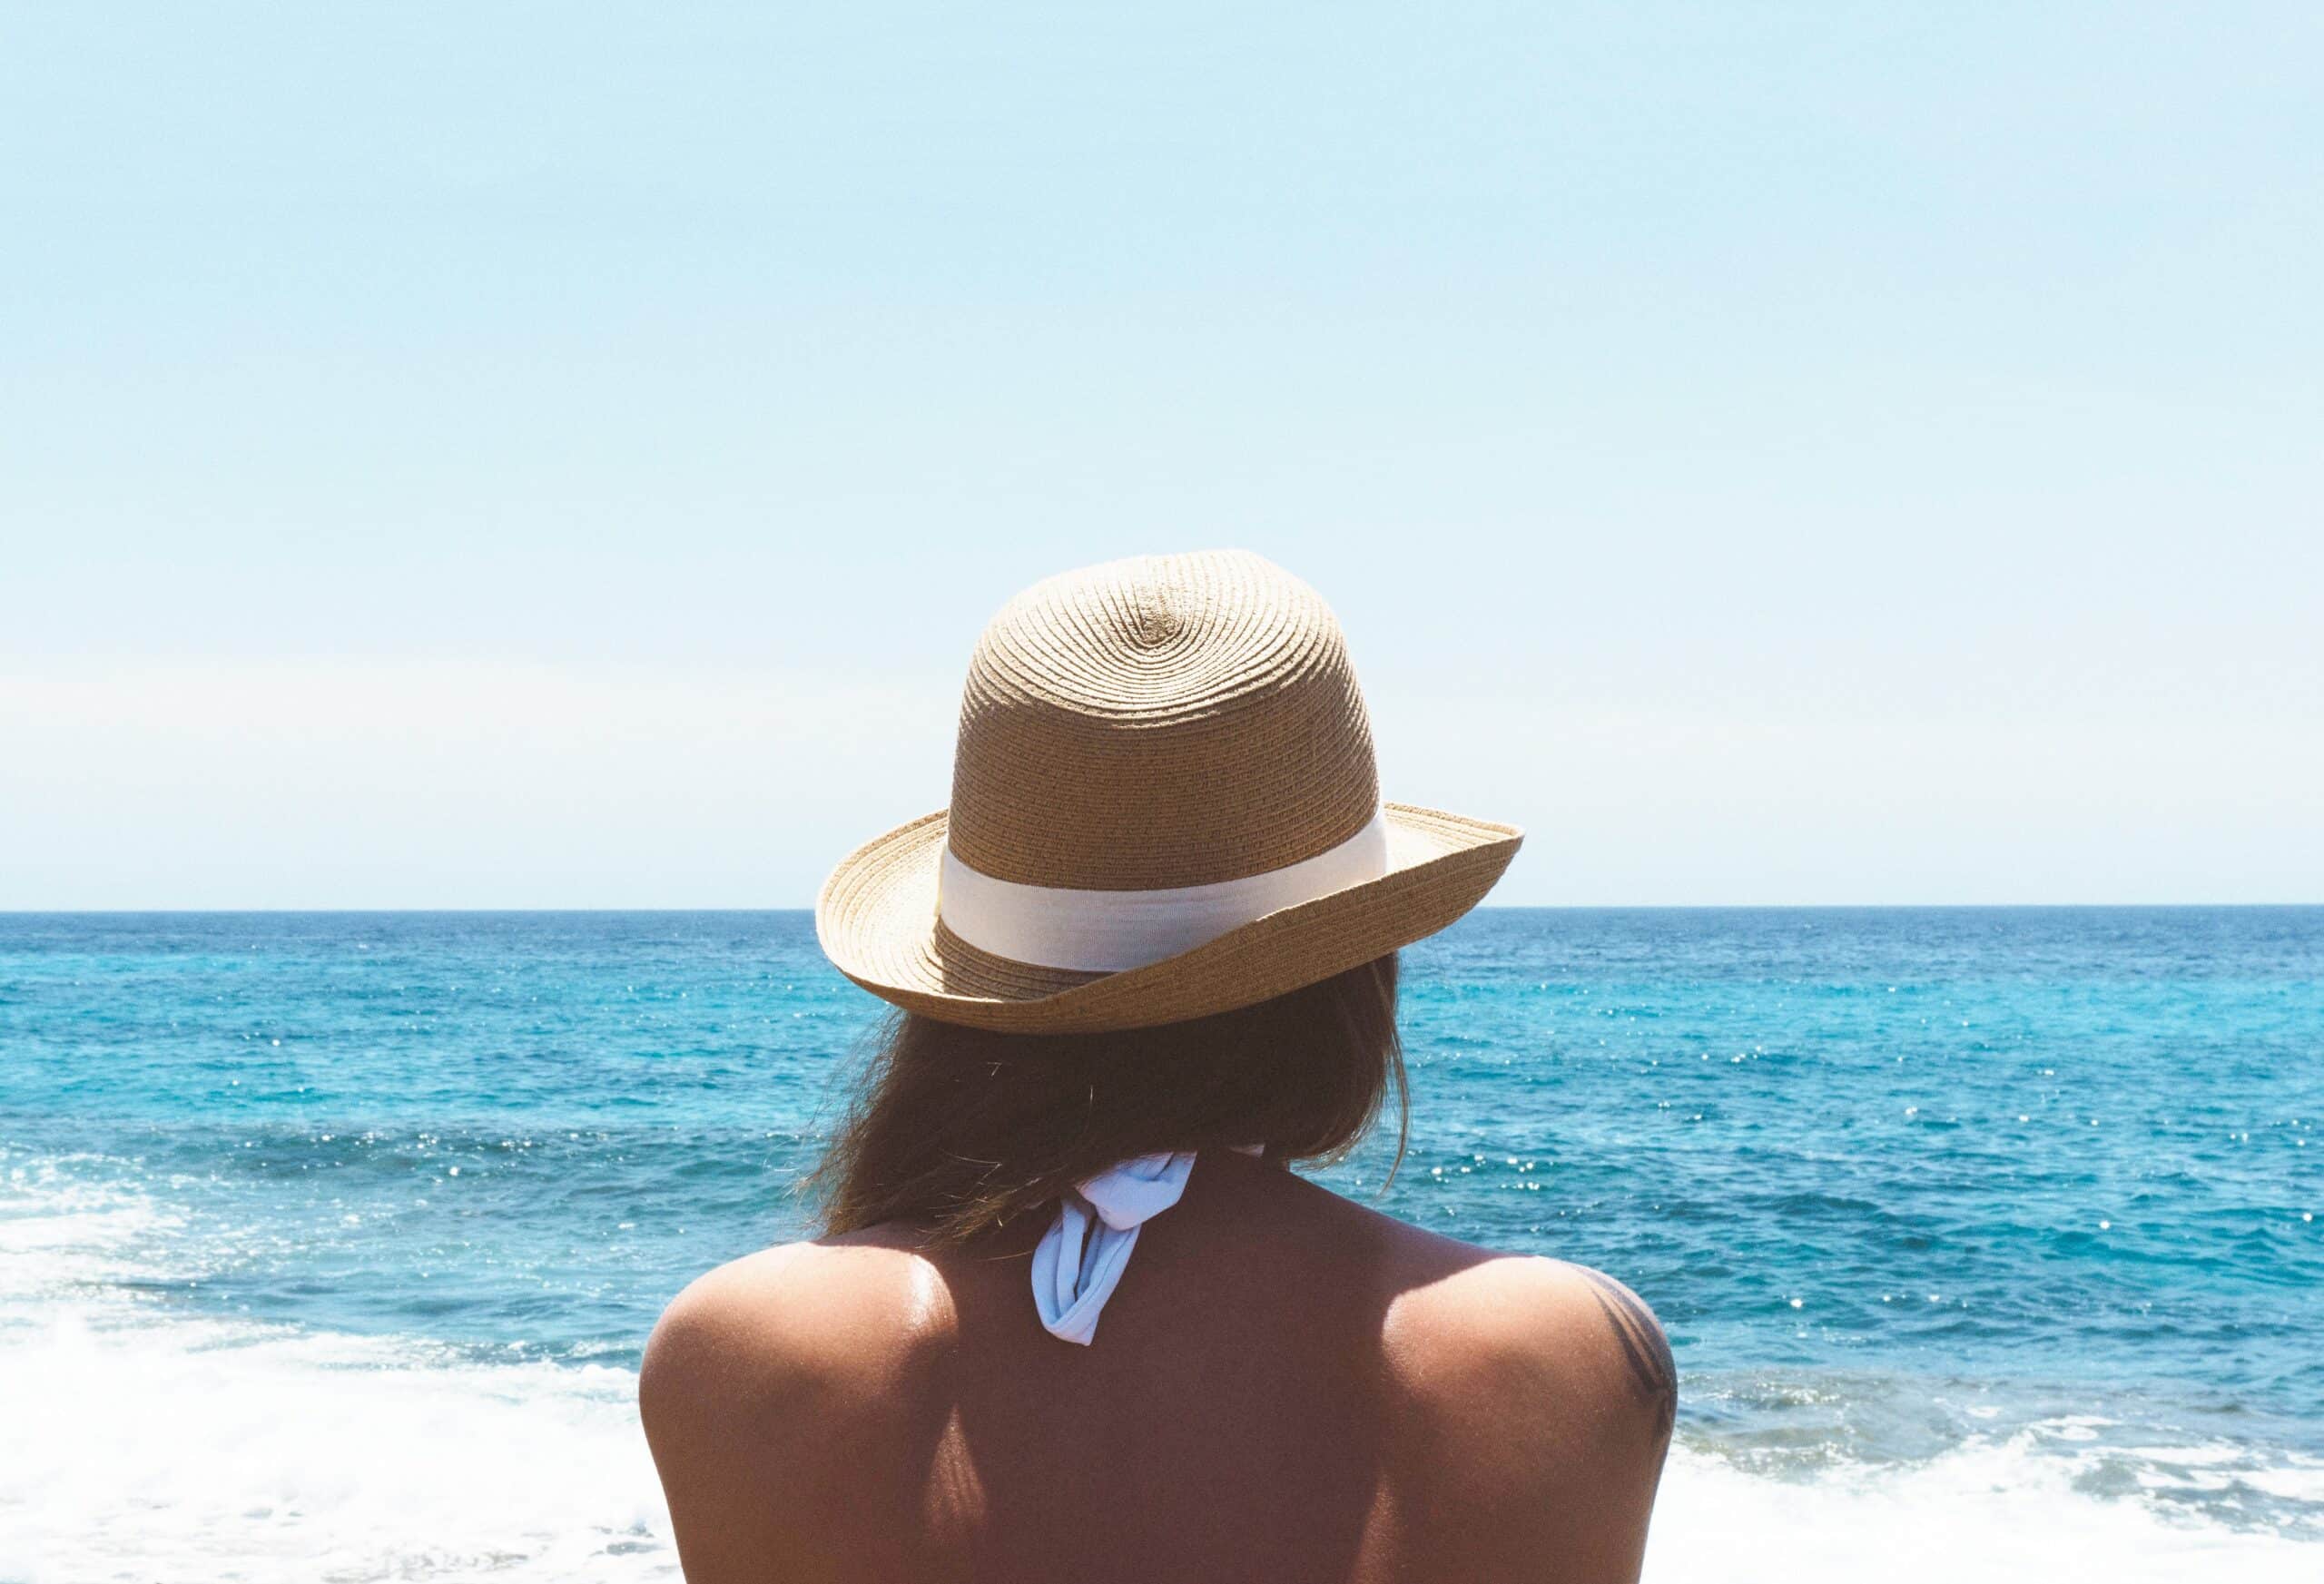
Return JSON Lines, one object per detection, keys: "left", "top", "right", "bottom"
{"left": 639, "top": 1229, "right": 958, "bottom": 1580}
{"left": 1384, "top": 1245, "right": 1676, "bottom": 1432}
{"left": 1369, "top": 1240, "right": 1676, "bottom": 1575}
{"left": 638, "top": 1227, "right": 957, "bottom": 1451}
{"left": 1267, "top": 1170, "right": 1678, "bottom": 1435}
{"left": 644, "top": 1225, "right": 951, "bottom": 1389}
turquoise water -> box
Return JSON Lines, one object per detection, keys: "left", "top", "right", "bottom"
{"left": 4, "top": 908, "right": 2320, "bottom": 1580}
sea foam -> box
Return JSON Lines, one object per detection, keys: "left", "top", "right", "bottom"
{"left": 1650, "top": 1441, "right": 2322, "bottom": 1582}
{"left": 12, "top": 1313, "right": 2319, "bottom": 1584}
{"left": 3, "top": 1313, "right": 672, "bottom": 1583}
{"left": 0, "top": 1166, "right": 668, "bottom": 1583}
{"left": 7, "top": 1166, "right": 2323, "bottom": 1581}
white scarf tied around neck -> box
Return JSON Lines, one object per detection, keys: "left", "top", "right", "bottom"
{"left": 1029, "top": 1146, "right": 1263, "bottom": 1346}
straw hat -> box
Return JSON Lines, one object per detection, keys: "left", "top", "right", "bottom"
{"left": 815, "top": 550, "right": 1521, "bottom": 1033}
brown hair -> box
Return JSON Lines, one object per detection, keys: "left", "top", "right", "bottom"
{"left": 812, "top": 954, "right": 1403, "bottom": 1243}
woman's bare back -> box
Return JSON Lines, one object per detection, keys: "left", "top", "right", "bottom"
{"left": 643, "top": 1150, "right": 1673, "bottom": 1583}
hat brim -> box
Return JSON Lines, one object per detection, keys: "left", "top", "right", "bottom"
{"left": 815, "top": 803, "right": 1522, "bottom": 1034}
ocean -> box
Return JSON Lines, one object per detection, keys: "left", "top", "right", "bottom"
{"left": 2, "top": 908, "right": 2319, "bottom": 1581}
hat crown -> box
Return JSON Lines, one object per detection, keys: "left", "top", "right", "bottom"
{"left": 946, "top": 550, "right": 1380, "bottom": 890}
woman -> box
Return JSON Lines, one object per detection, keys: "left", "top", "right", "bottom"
{"left": 642, "top": 551, "right": 1674, "bottom": 1582}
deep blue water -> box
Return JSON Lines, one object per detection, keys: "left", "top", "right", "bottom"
{"left": 3, "top": 908, "right": 2319, "bottom": 1576}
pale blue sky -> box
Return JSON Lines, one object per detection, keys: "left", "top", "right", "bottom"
{"left": 3, "top": 5, "right": 2318, "bottom": 907}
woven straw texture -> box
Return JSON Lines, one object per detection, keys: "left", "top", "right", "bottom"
{"left": 815, "top": 551, "right": 1521, "bottom": 1033}
{"left": 948, "top": 549, "right": 1379, "bottom": 889}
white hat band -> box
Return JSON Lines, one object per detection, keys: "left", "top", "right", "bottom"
{"left": 937, "top": 810, "right": 1392, "bottom": 974}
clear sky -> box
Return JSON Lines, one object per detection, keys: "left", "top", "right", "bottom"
{"left": 4, "top": 5, "right": 2318, "bottom": 908}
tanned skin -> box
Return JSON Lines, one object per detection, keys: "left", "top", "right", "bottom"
{"left": 642, "top": 1149, "right": 1674, "bottom": 1583}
